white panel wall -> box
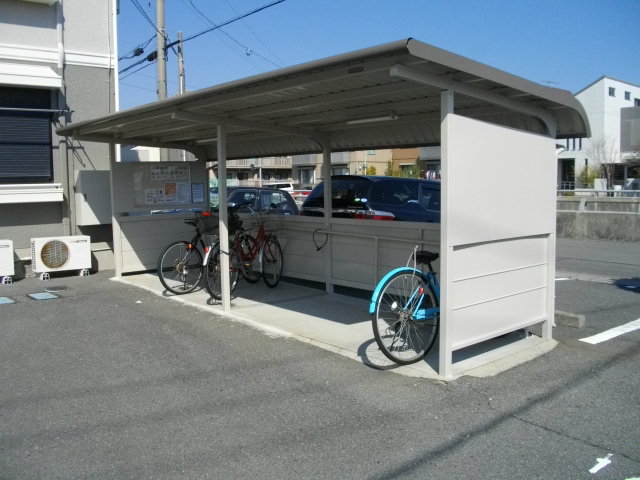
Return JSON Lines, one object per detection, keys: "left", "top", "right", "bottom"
{"left": 111, "top": 161, "right": 208, "bottom": 274}
{"left": 441, "top": 114, "right": 556, "bottom": 377}
{"left": 281, "top": 216, "right": 440, "bottom": 291}
{"left": 118, "top": 215, "right": 196, "bottom": 273}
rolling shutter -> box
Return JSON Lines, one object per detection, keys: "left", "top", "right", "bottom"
{"left": 0, "top": 87, "right": 53, "bottom": 183}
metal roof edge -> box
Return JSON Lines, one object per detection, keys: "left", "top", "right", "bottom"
{"left": 57, "top": 39, "right": 414, "bottom": 137}
{"left": 406, "top": 39, "right": 590, "bottom": 136}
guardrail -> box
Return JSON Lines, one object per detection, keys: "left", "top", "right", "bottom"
{"left": 557, "top": 189, "right": 640, "bottom": 198}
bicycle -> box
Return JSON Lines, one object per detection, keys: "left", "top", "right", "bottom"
{"left": 156, "top": 212, "right": 217, "bottom": 295}
{"left": 370, "top": 247, "right": 440, "bottom": 365}
{"left": 205, "top": 203, "right": 283, "bottom": 300}
{"left": 157, "top": 208, "right": 242, "bottom": 295}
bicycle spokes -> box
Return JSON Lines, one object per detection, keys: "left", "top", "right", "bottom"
{"left": 372, "top": 271, "right": 439, "bottom": 365}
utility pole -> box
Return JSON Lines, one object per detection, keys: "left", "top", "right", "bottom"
{"left": 178, "top": 31, "right": 186, "bottom": 161}
{"left": 177, "top": 31, "right": 185, "bottom": 95}
{"left": 156, "top": 0, "right": 168, "bottom": 161}
{"left": 155, "top": 0, "right": 167, "bottom": 100}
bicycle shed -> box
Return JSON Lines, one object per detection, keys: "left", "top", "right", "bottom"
{"left": 57, "top": 39, "right": 589, "bottom": 379}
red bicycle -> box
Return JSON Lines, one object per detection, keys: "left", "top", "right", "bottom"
{"left": 205, "top": 203, "right": 283, "bottom": 300}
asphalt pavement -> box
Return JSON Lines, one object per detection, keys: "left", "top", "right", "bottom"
{"left": 0, "top": 237, "right": 638, "bottom": 479}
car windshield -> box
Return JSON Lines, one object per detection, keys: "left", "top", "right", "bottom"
{"left": 304, "top": 178, "right": 373, "bottom": 209}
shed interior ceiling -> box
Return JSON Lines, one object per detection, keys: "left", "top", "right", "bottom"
{"left": 57, "top": 39, "right": 589, "bottom": 161}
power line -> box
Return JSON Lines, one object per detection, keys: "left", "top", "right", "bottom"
{"left": 129, "top": 0, "right": 164, "bottom": 37}
{"left": 120, "top": 60, "right": 155, "bottom": 80}
{"left": 119, "top": 35, "right": 155, "bottom": 61}
{"left": 119, "top": 56, "right": 148, "bottom": 75}
{"left": 171, "top": 0, "right": 286, "bottom": 47}
{"left": 180, "top": 0, "right": 281, "bottom": 68}
{"left": 119, "top": 0, "right": 286, "bottom": 78}
{"left": 222, "top": 0, "right": 285, "bottom": 66}
{"left": 128, "top": 0, "right": 178, "bottom": 56}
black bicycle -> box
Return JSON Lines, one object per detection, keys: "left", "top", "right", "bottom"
{"left": 156, "top": 212, "right": 218, "bottom": 295}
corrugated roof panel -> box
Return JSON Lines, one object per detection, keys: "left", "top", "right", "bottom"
{"left": 57, "top": 38, "right": 589, "bottom": 161}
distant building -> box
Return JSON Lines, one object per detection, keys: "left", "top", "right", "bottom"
{"left": 0, "top": 0, "right": 118, "bottom": 267}
{"left": 223, "top": 150, "right": 394, "bottom": 187}
{"left": 557, "top": 76, "right": 640, "bottom": 190}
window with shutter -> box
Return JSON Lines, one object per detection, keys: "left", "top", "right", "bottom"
{"left": 0, "top": 87, "right": 53, "bottom": 184}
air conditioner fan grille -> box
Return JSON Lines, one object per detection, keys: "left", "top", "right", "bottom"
{"left": 40, "top": 240, "right": 69, "bottom": 269}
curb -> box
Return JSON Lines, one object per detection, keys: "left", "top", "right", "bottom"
{"left": 555, "top": 310, "right": 586, "bottom": 329}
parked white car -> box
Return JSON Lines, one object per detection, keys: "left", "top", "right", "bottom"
{"left": 264, "top": 182, "right": 294, "bottom": 192}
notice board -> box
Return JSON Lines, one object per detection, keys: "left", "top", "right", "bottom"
{"left": 112, "top": 161, "right": 207, "bottom": 215}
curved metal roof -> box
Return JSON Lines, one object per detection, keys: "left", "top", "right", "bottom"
{"left": 57, "top": 38, "right": 590, "bottom": 160}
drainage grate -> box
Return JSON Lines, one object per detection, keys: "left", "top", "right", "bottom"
{"left": 27, "top": 292, "right": 59, "bottom": 301}
{"left": 0, "top": 297, "right": 15, "bottom": 304}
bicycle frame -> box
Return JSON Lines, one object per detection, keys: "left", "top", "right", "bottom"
{"left": 368, "top": 266, "right": 440, "bottom": 321}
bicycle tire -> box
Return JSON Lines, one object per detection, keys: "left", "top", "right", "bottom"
{"left": 204, "top": 243, "right": 240, "bottom": 300}
{"left": 238, "top": 234, "right": 261, "bottom": 283}
{"left": 157, "top": 241, "right": 203, "bottom": 295}
{"left": 372, "top": 271, "right": 439, "bottom": 365}
{"left": 262, "top": 235, "right": 283, "bottom": 288}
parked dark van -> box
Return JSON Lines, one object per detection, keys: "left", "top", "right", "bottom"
{"left": 300, "top": 175, "right": 440, "bottom": 222}
{"left": 210, "top": 186, "right": 299, "bottom": 215}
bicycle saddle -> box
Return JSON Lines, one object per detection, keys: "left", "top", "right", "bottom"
{"left": 416, "top": 250, "right": 439, "bottom": 264}
{"left": 184, "top": 219, "right": 197, "bottom": 226}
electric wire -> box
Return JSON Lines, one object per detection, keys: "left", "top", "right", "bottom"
{"left": 129, "top": 0, "right": 163, "bottom": 36}
{"left": 170, "top": 0, "right": 286, "bottom": 47}
{"left": 120, "top": 61, "right": 155, "bottom": 81}
{"left": 128, "top": 0, "right": 178, "bottom": 56}
{"left": 180, "top": 0, "right": 280, "bottom": 69}
{"left": 222, "top": 0, "right": 285, "bottom": 66}
{"left": 179, "top": 0, "right": 259, "bottom": 70}
{"left": 119, "top": 35, "right": 154, "bottom": 61}
{"left": 119, "top": 0, "right": 286, "bottom": 78}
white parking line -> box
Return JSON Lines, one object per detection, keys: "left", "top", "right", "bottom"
{"left": 579, "top": 318, "right": 640, "bottom": 344}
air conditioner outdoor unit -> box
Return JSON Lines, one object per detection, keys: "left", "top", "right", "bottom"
{"left": 0, "top": 239, "right": 14, "bottom": 283}
{"left": 31, "top": 235, "right": 91, "bottom": 276}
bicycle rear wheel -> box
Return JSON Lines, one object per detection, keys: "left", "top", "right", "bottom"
{"left": 204, "top": 244, "right": 240, "bottom": 300}
{"left": 372, "top": 271, "right": 439, "bottom": 365}
{"left": 157, "top": 241, "right": 203, "bottom": 295}
{"left": 238, "top": 234, "right": 261, "bottom": 283}
{"left": 262, "top": 235, "right": 283, "bottom": 288}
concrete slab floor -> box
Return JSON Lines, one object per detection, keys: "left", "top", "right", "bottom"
{"left": 114, "top": 273, "right": 557, "bottom": 381}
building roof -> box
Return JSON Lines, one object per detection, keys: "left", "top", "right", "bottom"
{"left": 57, "top": 38, "right": 590, "bottom": 161}
{"left": 575, "top": 75, "right": 640, "bottom": 96}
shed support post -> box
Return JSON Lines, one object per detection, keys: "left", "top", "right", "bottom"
{"left": 544, "top": 122, "right": 557, "bottom": 340}
{"left": 322, "top": 143, "right": 333, "bottom": 293}
{"left": 217, "top": 124, "right": 231, "bottom": 312}
{"left": 109, "top": 143, "right": 123, "bottom": 277}
{"left": 439, "top": 88, "right": 454, "bottom": 380}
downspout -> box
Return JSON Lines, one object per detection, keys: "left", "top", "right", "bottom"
{"left": 56, "top": 0, "right": 74, "bottom": 236}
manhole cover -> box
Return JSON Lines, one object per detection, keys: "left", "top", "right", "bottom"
{"left": 45, "top": 285, "right": 69, "bottom": 293}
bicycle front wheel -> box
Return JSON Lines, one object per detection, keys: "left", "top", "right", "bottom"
{"left": 261, "top": 235, "right": 283, "bottom": 288}
{"left": 157, "top": 241, "right": 203, "bottom": 295}
{"left": 205, "top": 244, "right": 240, "bottom": 300}
{"left": 372, "top": 271, "right": 439, "bottom": 365}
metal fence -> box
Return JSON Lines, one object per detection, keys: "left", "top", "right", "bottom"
{"left": 557, "top": 189, "right": 640, "bottom": 198}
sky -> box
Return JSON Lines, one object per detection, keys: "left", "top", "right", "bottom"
{"left": 116, "top": 0, "right": 640, "bottom": 110}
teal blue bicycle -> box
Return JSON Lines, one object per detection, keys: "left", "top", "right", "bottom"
{"left": 369, "top": 247, "right": 440, "bottom": 365}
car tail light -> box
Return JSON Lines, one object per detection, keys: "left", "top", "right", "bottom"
{"left": 354, "top": 209, "right": 395, "bottom": 220}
